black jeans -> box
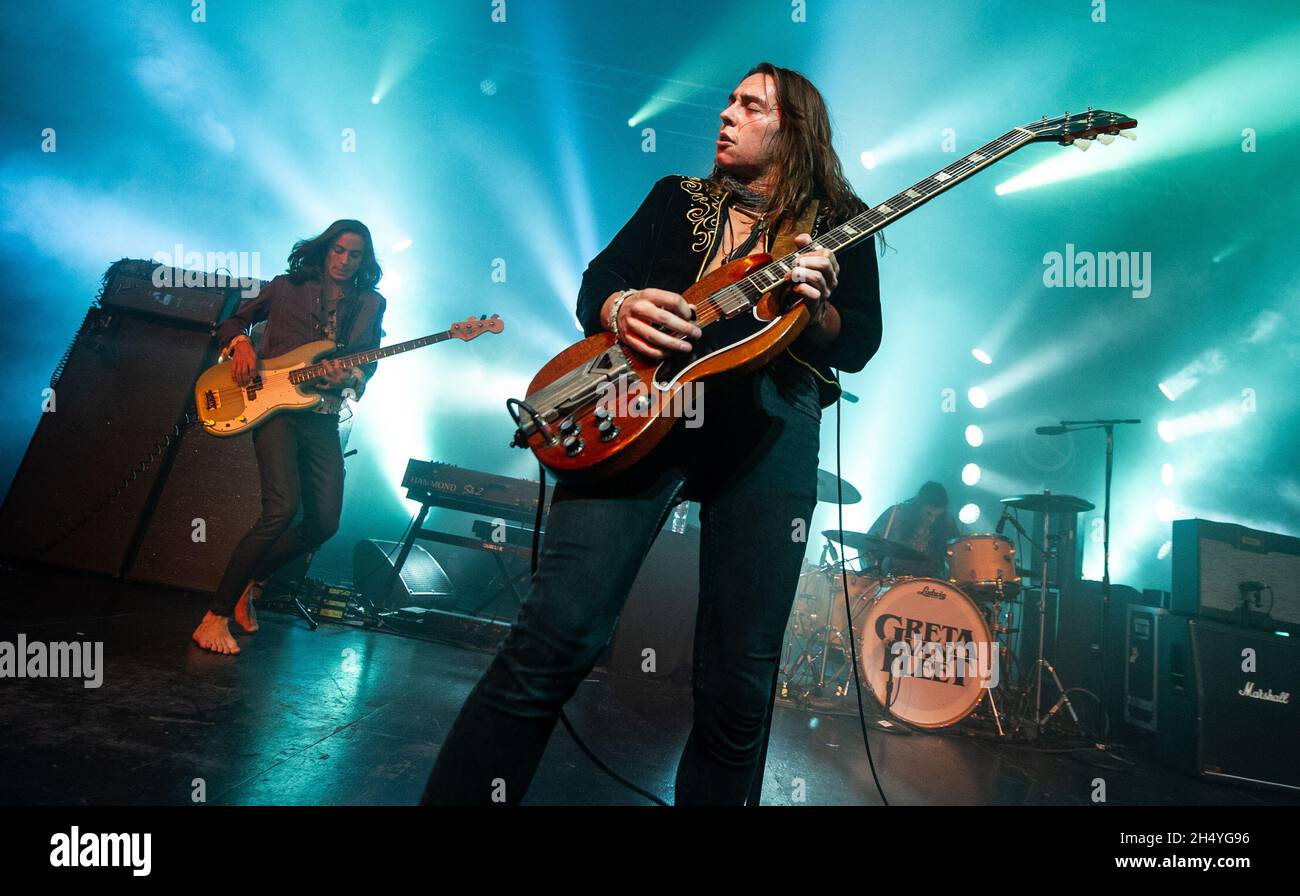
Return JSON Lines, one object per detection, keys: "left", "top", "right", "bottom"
{"left": 421, "top": 363, "right": 823, "bottom": 805}
{"left": 209, "top": 412, "right": 344, "bottom": 616}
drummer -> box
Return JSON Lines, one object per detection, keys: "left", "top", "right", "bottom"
{"left": 867, "top": 482, "right": 962, "bottom": 578}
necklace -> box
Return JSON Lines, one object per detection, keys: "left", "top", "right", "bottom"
{"left": 724, "top": 206, "right": 769, "bottom": 262}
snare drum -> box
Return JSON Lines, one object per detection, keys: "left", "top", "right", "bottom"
{"left": 946, "top": 533, "right": 1019, "bottom": 599}
{"left": 857, "top": 577, "right": 996, "bottom": 728}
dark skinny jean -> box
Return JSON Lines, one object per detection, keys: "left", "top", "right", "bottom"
{"left": 209, "top": 412, "right": 344, "bottom": 616}
{"left": 422, "top": 362, "right": 823, "bottom": 805}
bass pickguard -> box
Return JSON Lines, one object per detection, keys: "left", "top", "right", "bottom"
{"left": 652, "top": 306, "right": 777, "bottom": 389}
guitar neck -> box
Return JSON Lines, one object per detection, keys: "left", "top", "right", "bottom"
{"left": 289, "top": 330, "right": 454, "bottom": 383}
{"left": 736, "top": 127, "right": 1037, "bottom": 297}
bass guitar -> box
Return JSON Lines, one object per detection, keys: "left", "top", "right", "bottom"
{"left": 196, "top": 314, "right": 504, "bottom": 436}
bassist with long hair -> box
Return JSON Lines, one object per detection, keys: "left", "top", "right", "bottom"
{"left": 191, "top": 220, "right": 387, "bottom": 655}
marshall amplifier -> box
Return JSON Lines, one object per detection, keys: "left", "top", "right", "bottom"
{"left": 1155, "top": 616, "right": 1299, "bottom": 793}
{"left": 1172, "top": 518, "right": 1300, "bottom": 632}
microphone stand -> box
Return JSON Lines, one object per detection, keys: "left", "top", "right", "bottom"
{"left": 1045, "top": 418, "right": 1139, "bottom": 743}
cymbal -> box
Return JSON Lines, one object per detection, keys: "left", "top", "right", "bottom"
{"left": 816, "top": 469, "right": 861, "bottom": 504}
{"left": 821, "top": 529, "right": 929, "bottom": 563}
{"left": 1000, "top": 493, "right": 1095, "bottom": 514}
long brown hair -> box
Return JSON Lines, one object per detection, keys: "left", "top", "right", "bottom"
{"left": 709, "top": 62, "right": 867, "bottom": 231}
{"left": 287, "top": 219, "right": 383, "bottom": 291}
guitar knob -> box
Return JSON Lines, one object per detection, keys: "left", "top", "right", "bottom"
{"left": 563, "top": 435, "right": 584, "bottom": 456}
{"left": 593, "top": 406, "right": 611, "bottom": 420}
{"left": 559, "top": 417, "right": 579, "bottom": 435}
{"left": 598, "top": 419, "right": 619, "bottom": 441}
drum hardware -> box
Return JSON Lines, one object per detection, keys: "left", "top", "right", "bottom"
{"left": 780, "top": 561, "right": 861, "bottom": 703}
{"left": 783, "top": 536, "right": 1032, "bottom": 734}
{"left": 1004, "top": 491, "right": 1095, "bottom": 740}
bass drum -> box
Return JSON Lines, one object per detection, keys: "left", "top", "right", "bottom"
{"left": 858, "top": 577, "right": 995, "bottom": 729}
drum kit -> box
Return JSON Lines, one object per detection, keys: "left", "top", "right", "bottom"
{"left": 780, "top": 473, "right": 1096, "bottom": 739}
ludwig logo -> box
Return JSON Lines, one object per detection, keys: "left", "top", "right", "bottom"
{"left": 1238, "top": 681, "right": 1290, "bottom": 704}
{"left": 918, "top": 586, "right": 948, "bottom": 600}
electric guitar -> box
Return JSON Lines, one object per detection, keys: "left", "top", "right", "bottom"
{"left": 512, "top": 109, "right": 1137, "bottom": 481}
{"left": 196, "top": 314, "right": 504, "bottom": 436}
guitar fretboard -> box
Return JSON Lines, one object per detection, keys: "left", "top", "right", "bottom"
{"left": 716, "top": 128, "right": 1036, "bottom": 309}
{"left": 288, "top": 330, "right": 455, "bottom": 384}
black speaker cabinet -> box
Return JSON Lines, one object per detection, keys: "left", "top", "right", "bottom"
{"left": 126, "top": 423, "right": 262, "bottom": 593}
{"left": 1156, "top": 615, "right": 1300, "bottom": 793}
{"left": 1015, "top": 580, "right": 1147, "bottom": 728}
{"left": 353, "top": 539, "right": 455, "bottom": 610}
{"left": 0, "top": 307, "right": 214, "bottom": 578}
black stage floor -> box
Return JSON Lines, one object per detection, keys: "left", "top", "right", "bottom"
{"left": 2, "top": 564, "right": 1295, "bottom": 808}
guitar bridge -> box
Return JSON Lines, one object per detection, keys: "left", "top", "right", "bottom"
{"left": 513, "top": 344, "right": 637, "bottom": 440}
{"left": 203, "top": 389, "right": 220, "bottom": 411}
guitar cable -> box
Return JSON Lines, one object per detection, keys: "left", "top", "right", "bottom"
{"left": 833, "top": 370, "right": 891, "bottom": 807}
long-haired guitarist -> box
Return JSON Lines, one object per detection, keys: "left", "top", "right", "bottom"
{"left": 422, "top": 63, "right": 882, "bottom": 804}
{"left": 191, "top": 219, "right": 387, "bottom": 655}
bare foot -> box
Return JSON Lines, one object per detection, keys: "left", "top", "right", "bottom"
{"left": 233, "top": 581, "right": 261, "bottom": 633}
{"left": 192, "top": 612, "right": 241, "bottom": 654}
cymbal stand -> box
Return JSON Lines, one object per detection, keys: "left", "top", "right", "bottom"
{"left": 1013, "top": 492, "right": 1084, "bottom": 739}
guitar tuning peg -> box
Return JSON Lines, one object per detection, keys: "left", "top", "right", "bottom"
{"left": 1073, "top": 138, "right": 1093, "bottom": 152}
{"left": 1119, "top": 129, "right": 1137, "bottom": 140}
{"left": 1096, "top": 133, "right": 1115, "bottom": 145}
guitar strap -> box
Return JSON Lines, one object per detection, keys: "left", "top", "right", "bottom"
{"left": 767, "top": 198, "right": 820, "bottom": 260}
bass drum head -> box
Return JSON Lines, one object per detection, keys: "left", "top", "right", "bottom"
{"left": 858, "top": 577, "right": 995, "bottom": 729}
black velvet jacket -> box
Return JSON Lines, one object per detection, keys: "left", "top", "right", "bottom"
{"left": 576, "top": 175, "right": 882, "bottom": 406}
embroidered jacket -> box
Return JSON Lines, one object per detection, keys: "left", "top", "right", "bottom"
{"left": 576, "top": 175, "right": 882, "bottom": 406}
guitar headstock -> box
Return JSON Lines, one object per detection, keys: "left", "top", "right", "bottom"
{"left": 1022, "top": 108, "right": 1137, "bottom": 150}
{"left": 450, "top": 313, "right": 505, "bottom": 341}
